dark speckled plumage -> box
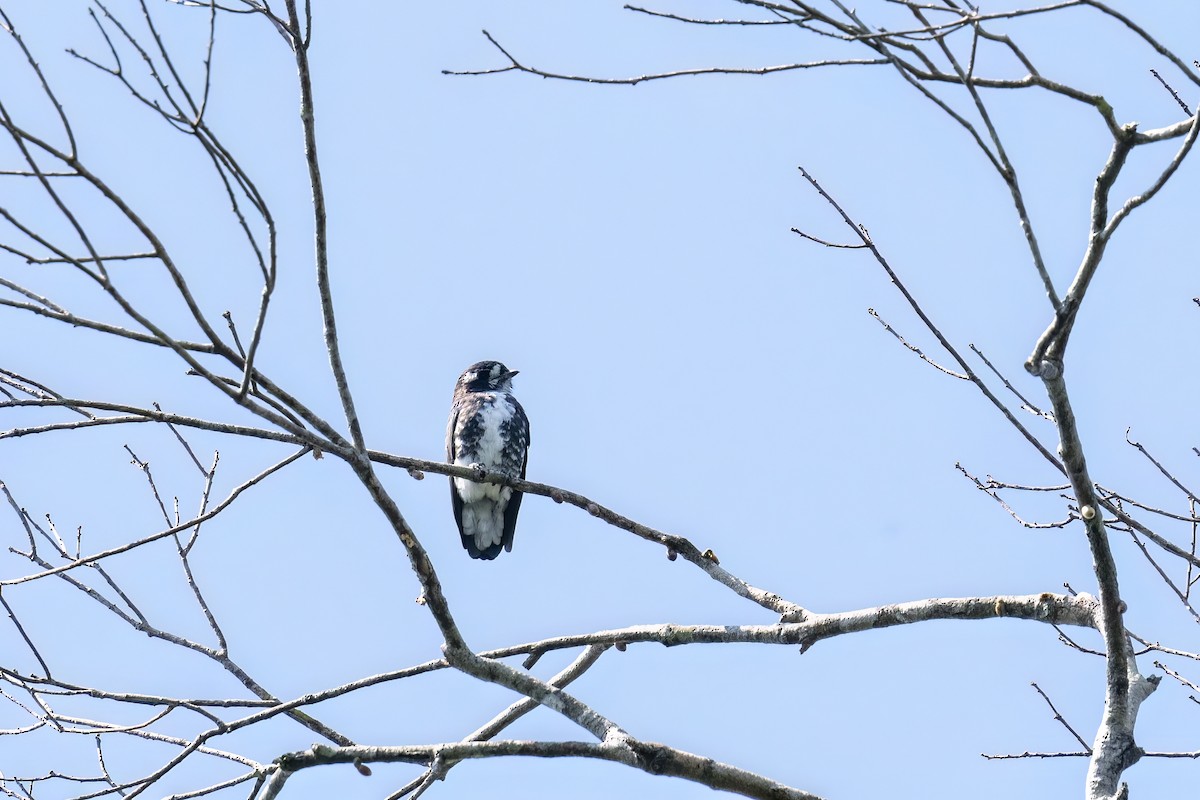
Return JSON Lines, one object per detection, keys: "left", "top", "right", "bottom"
{"left": 446, "top": 361, "right": 530, "bottom": 560}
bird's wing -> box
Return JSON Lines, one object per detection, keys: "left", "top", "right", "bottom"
{"left": 446, "top": 403, "right": 466, "bottom": 538}
{"left": 445, "top": 403, "right": 457, "bottom": 462}
{"left": 500, "top": 397, "right": 530, "bottom": 553}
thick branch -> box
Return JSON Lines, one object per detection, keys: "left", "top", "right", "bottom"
{"left": 271, "top": 739, "right": 822, "bottom": 800}
{"left": 1040, "top": 372, "right": 1149, "bottom": 799}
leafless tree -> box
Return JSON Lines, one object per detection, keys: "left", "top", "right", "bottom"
{"left": 1, "top": 2, "right": 1197, "bottom": 799}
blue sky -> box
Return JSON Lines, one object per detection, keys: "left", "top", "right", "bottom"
{"left": 1, "top": 2, "right": 1199, "bottom": 798}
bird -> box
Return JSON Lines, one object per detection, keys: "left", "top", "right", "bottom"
{"left": 446, "top": 360, "right": 530, "bottom": 560}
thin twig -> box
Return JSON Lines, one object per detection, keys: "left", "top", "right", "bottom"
{"left": 1032, "top": 682, "right": 1092, "bottom": 751}
{"left": 868, "top": 308, "right": 969, "bottom": 379}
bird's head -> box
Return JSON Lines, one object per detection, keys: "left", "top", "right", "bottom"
{"left": 457, "top": 360, "right": 519, "bottom": 394}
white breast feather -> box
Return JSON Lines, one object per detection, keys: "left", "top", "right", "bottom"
{"left": 453, "top": 396, "right": 516, "bottom": 508}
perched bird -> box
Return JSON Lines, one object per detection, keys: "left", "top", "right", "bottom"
{"left": 446, "top": 361, "right": 530, "bottom": 560}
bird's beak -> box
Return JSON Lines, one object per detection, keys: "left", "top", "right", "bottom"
{"left": 506, "top": 369, "right": 520, "bottom": 378}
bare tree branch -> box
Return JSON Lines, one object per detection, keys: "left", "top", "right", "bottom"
{"left": 270, "top": 739, "right": 825, "bottom": 800}
{"left": 2, "top": 3, "right": 1196, "bottom": 799}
